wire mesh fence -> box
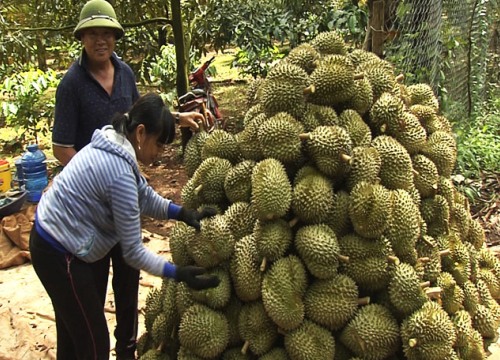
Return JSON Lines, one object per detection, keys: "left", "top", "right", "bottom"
{"left": 384, "top": 0, "right": 498, "bottom": 118}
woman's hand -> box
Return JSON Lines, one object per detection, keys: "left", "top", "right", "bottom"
{"left": 176, "top": 111, "right": 205, "bottom": 131}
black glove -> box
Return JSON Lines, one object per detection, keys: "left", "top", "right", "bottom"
{"left": 176, "top": 265, "right": 220, "bottom": 290}
{"left": 177, "top": 207, "right": 217, "bottom": 230}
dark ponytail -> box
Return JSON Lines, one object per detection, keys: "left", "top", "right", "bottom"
{"left": 112, "top": 93, "right": 175, "bottom": 144}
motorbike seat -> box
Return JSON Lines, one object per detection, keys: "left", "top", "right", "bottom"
{"left": 178, "top": 89, "right": 207, "bottom": 104}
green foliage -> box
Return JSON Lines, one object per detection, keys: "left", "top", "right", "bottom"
{"left": 453, "top": 103, "right": 500, "bottom": 179}
{"left": 0, "top": 68, "right": 59, "bottom": 144}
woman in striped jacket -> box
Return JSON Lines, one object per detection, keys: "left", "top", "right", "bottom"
{"left": 29, "top": 92, "right": 219, "bottom": 360}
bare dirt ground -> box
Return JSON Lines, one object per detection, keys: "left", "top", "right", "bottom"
{"left": 0, "top": 127, "right": 499, "bottom": 359}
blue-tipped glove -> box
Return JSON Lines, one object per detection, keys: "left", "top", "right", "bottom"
{"left": 177, "top": 207, "right": 217, "bottom": 231}
{"left": 176, "top": 265, "right": 220, "bottom": 290}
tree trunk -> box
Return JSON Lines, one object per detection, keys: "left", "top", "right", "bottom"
{"left": 371, "top": 0, "right": 385, "bottom": 57}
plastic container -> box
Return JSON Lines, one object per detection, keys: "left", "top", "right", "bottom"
{"left": 13, "top": 158, "right": 24, "bottom": 188}
{"left": 0, "top": 160, "right": 12, "bottom": 193}
{"left": 21, "top": 144, "right": 48, "bottom": 203}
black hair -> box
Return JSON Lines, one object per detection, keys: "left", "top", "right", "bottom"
{"left": 112, "top": 92, "right": 175, "bottom": 144}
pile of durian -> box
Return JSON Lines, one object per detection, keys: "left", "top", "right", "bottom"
{"left": 138, "top": 30, "right": 500, "bottom": 360}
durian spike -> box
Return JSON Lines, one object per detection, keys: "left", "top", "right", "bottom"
{"left": 409, "top": 338, "right": 418, "bottom": 348}
{"left": 303, "top": 84, "right": 315, "bottom": 95}
{"left": 387, "top": 255, "right": 400, "bottom": 265}
{"left": 260, "top": 257, "right": 267, "bottom": 272}
{"left": 289, "top": 217, "right": 299, "bottom": 228}
{"left": 354, "top": 73, "right": 364, "bottom": 80}
{"left": 340, "top": 153, "right": 352, "bottom": 163}
{"left": 432, "top": 183, "right": 438, "bottom": 190}
{"left": 380, "top": 123, "right": 387, "bottom": 133}
{"left": 338, "top": 254, "right": 350, "bottom": 263}
{"left": 396, "top": 74, "right": 405, "bottom": 83}
{"left": 357, "top": 296, "right": 371, "bottom": 305}
{"left": 439, "top": 249, "right": 451, "bottom": 257}
{"left": 425, "top": 286, "right": 442, "bottom": 299}
{"left": 241, "top": 341, "right": 250, "bottom": 355}
{"left": 420, "top": 281, "right": 431, "bottom": 289}
{"left": 412, "top": 169, "right": 419, "bottom": 176}
{"left": 299, "top": 133, "right": 311, "bottom": 141}
{"left": 418, "top": 257, "right": 431, "bottom": 263}
{"left": 156, "top": 340, "right": 164, "bottom": 352}
{"left": 194, "top": 184, "right": 203, "bottom": 195}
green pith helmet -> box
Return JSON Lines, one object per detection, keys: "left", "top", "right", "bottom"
{"left": 73, "top": 0, "right": 124, "bottom": 40}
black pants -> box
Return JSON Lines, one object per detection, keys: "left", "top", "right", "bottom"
{"left": 30, "top": 228, "right": 139, "bottom": 359}
{"left": 91, "top": 244, "right": 139, "bottom": 359}
{"left": 30, "top": 227, "right": 111, "bottom": 359}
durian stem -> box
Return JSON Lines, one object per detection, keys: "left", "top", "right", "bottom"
{"left": 420, "top": 236, "right": 434, "bottom": 247}
{"left": 396, "top": 74, "right": 405, "bottom": 83}
{"left": 432, "top": 183, "right": 438, "bottom": 190}
{"left": 417, "top": 257, "right": 430, "bottom": 263}
{"left": 357, "top": 296, "right": 370, "bottom": 305}
{"left": 260, "top": 257, "right": 267, "bottom": 272}
{"left": 439, "top": 249, "right": 451, "bottom": 257}
{"left": 387, "top": 255, "right": 400, "bottom": 265}
{"left": 340, "top": 153, "right": 352, "bottom": 163}
{"left": 156, "top": 340, "right": 164, "bottom": 352}
{"left": 338, "top": 254, "right": 350, "bottom": 263}
{"left": 420, "top": 281, "right": 431, "bottom": 289}
{"left": 241, "top": 341, "right": 250, "bottom": 355}
{"left": 299, "top": 133, "right": 311, "bottom": 141}
{"left": 289, "top": 217, "right": 299, "bottom": 228}
{"left": 380, "top": 123, "right": 387, "bottom": 133}
{"left": 354, "top": 73, "right": 364, "bottom": 80}
{"left": 425, "top": 286, "right": 442, "bottom": 299}
{"left": 194, "top": 184, "right": 203, "bottom": 195}
{"left": 303, "top": 84, "right": 315, "bottom": 95}
{"left": 409, "top": 338, "right": 418, "bottom": 347}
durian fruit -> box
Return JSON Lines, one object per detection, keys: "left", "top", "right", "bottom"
{"left": 437, "top": 272, "right": 465, "bottom": 315}
{"left": 254, "top": 218, "right": 293, "bottom": 272}
{"left": 327, "top": 190, "right": 352, "bottom": 237}
{"left": 456, "top": 328, "right": 486, "bottom": 360}
{"left": 452, "top": 309, "right": 474, "bottom": 348}
{"left": 420, "top": 195, "right": 450, "bottom": 237}
{"left": 345, "top": 146, "right": 381, "bottom": 191}
{"left": 190, "top": 267, "right": 231, "bottom": 309}
{"left": 421, "top": 130, "right": 458, "bottom": 178}
{"left": 285, "top": 43, "right": 320, "bottom": 74}
{"left": 137, "top": 332, "right": 154, "bottom": 358}
{"left": 175, "top": 283, "right": 195, "bottom": 318}
{"left": 177, "top": 346, "right": 204, "bottom": 360}
{"left": 388, "top": 262, "right": 436, "bottom": 318}
{"left": 291, "top": 171, "right": 335, "bottom": 224}
{"left": 201, "top": 129, "right": 242, "bottom": 164}
{"left": 390, "top": 111, "right": 427, "bottom": 155}
{"left": 304, "top": 273, "right": 369, "bottom": 331}
{"left": 258, "top": 347, "right": 289, "bottom": 360}
{"left": 340, "top": 304, "right": 400, "bottom": 360}
{"left": 230, "top": 234, "right": 263, "bottom": 302}
{"left": 368, "top": 92, "right": 405, "bottom": 135}
{"left": 294, "top": 224, "right": 348, "bottom": 279}
{"left": 257, "top": 112, "right": 304, "bottom": 165}
{"left": 178, "top": 304, "right": 230, "bottom": 359}
{"left": 401, "top": 301, "right": 456, "bottom": 360}
{"left": 187, "top": 214, "right": 235, "bottom": 268}
{"left": 140, "top": 349, "right": 170, "bottom": 360}
{"left": 310, "top": 30, "right": 347, "bottom": 56}
{"left": 222, "top": 347, "right": 254, "bottom": 360}
{"left": 466, "top": 218, "right": 487, "bottom": 250}
{"left": 261, "top": 255, "right": 308, "bottom": 331}
{"left": 284, "top": 320, "right": 336, "bottom": 360}
{"left": 309, "top": 55, "right": 358, "bottom": 106}
{"left": 251, "top": 158, "right": 292, "bottom": 220}
{"left": 260, "top": 70, "right": 313, "bottom": 119}
{"left": 300, "top": 125, "right": 353, "bottom": 179}
{"left": 407, "top": 83, "right": 439, "bottom": 110}
{"left": 183, "top": 156, "right": 232, "bottom": 208}
{"left": 246, "top": 79, "right": 265, "bottom": 108}
{"left": 224, "top": 160, "right": 256, "bottom": 204}
{"left": 169, "top": 222, "right": 196, "bottom": 266}
{"left": 224, "top": 201, "right": 256, "bottom": 241}
{"left": 238, "top": 301, "right": 278, "bottom": 356}
{"left": 356, "top": 58, "right": 397, "bottom": 101}
{"left": 237, "top": 113, "right": 267, "bottom": 161}
{"left": 341, "top": 76, "right": 374, "bottom": 115}
{"left": 461, "top": 280, "right": 480, "bottom": 314}
{"left": 371, "top": 135, "right": 414, "bottom": 191}
{"left": 385, "top": 189, "right": 422, "bottom": 264}
{"left": 338, "top": 109, "right": 372, "bottom": 147}
{"left": 144, "top": 288, "right": 164, "bottom": 333}
{"left": 224, "top": 296, "right": 243, "bottom": 347}
{"left": 441, "top": 235, "right": 471, "bottom": 285}
{"left": 348, "top": 182, "right": 392, "bottom": 239}
{"left": 415, "top": 235, "right": 443, "bottom": 283}
{"left": 306, "top": 103, "right": 339, "bottom": 126}
{"left": 412, "top": 154, "right": 439, "bottom": 198}
{"left": 339, "top": 234, "right": 397, "bottom": 293}
{"left": 183, "top": 131, "right": 210, "bottom": 177}
{"left": 347, "top": 48, "right": 381, "bottom": 67}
